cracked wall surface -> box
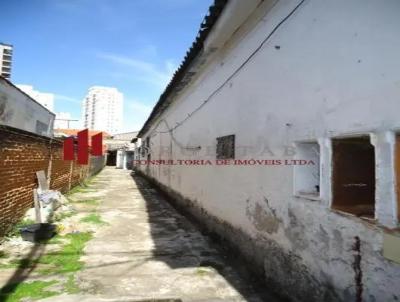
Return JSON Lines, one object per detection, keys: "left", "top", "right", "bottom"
{"left": 136, "top": 0, "right": 400, "bottom": 301}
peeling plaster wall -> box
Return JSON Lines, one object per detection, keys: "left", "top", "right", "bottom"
{"left": 137, "top": 0, "right": 400, "bottom": 301}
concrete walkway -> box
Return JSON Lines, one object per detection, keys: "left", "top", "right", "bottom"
{"left": 45, "top": 167, "right": 277, "bottom": 302}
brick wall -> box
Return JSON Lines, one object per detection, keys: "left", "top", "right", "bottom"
{"left": 0, "top": 125, "right": 106, "bottom": 237}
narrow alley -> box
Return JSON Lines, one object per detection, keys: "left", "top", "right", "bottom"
{"left": 46, "top": 167, "right": 277, "bottom": 302}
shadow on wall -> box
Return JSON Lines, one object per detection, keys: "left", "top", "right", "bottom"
{"left": 129, "top": 171, "right": 283, "bottom": 301}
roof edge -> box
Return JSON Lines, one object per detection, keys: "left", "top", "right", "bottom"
{"left": 137, "top": 0, "right": 228, "bottom": 137}
{"left": 0, "top": 76, "right": 56, "bottom": 117}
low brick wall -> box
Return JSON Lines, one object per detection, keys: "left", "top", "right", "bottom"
{"left": 0, "top": 125, "right": 106, "bottom": 237}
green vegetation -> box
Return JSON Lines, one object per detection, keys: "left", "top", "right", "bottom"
{"left": 0, "top": 232, "right": 92, "bottom": 273}
{"left": 71, "top": 198, "right": 100, "bottom": 206}
{"left": 66, "top": 182, "right": 97, "bottom": 196}
{"left": 55, "top": 211, "right": 75, "bottom": 221}
{"left": 3, "top": 258, "right": 35, "bottom": 269}
{"left": 80, "top": 213, "right": 107, "bottom": 225}
{"left": 196, "top": 267, "right": 210, "bottom": 276}
{"left": 0, "top": 174, "right": 100, "bottom": 301}
{"left": 64, "top": 274, "right": 80, "bottom": 294}
{"left": 40, "top": 234, "right": 64, "bottom": 245}
{"left": 38, "top": 232, "right": 93, "bottom": 275}
{"left": 53, "top": 211, "right": 76, "bottom": 222}
{"left": 6, "top": 219, "right": 35, "bottom": 238}
{"left": 0, "top": 280, "right": 59, "bottom": 302}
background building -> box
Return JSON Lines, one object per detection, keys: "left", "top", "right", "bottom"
{"left": 82, "top": 86, "right": 123, "bottom": 134}
{"left": 0, "top": 43, "right": 13, "bottom": 79}
{"left": 0, "top": 77, "right": 54, "bottom": 137}
{"left": 16, "top": 84, "right": 54, "bottom": 112}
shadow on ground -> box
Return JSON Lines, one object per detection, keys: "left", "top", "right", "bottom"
{"left": 130, "top": 171, "right": 280, "bottom": 302}
{"left": 0, "top": 241, "right": 49, "bottom": 301}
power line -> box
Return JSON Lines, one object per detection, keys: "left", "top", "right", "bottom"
{"left": 149, "top": 0, "right": 307, "bottom": 147}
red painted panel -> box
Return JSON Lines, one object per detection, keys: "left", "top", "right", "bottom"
{"left": 63, "top": 137, "right": 74, "bottom": 160}
{"left": 91, "top": 133, "right": 103, "bottom": 156}
{"left": 77, "top": 129, "right": 89, "bottom": 165}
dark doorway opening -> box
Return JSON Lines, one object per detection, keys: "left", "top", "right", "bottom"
{"left": 332, "top": 137, "right": 375, "bottom": 218}
{"left": 107, "top": 150, "right": 117, "bottom": 166}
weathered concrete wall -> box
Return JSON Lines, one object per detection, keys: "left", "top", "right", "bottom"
{"left": 0, "top": 125, "right": 106, "bottom": 237}
{"left": 89, "top": 155, "right": 107, "bottom": 176}
{"left": 136, "top": 0, "right": 400, "bottom": 301}
{"left": 0, "top": 78, "right": 55, "bottom": 137}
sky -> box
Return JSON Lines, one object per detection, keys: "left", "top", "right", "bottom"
{"left": 0, "top": 0, "right": 212, "bottom": 131}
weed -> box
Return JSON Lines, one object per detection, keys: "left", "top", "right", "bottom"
{"left": 80, "top": 213, "right": 107, "bottom": 225}
{"left": 40, "top": 234, "right": 64, "bottom": 245}
{"left": 196, "top": 267, "right": 210, "bottom": 276}
{"left": 0, "top": 251, "right": 8, "bottom": 259}
{"left": 71, "top": 199, "right": 100, "bottom": 206}
{"left": 52, "top": 211, "right": 76, "bottom": 222}
{"left": 0, "top": 280, "right": 59, "bottom": 302}
{"left": 64, "top": 274, "right": 80, "bottom": 294}
{"left": 38, "top": 232, "right": 93, "bottom": 274}
{"left": 67, "top": 182, "right": 98, "bottom": 195}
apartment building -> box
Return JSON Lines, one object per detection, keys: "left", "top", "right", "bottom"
{"left": 82, "top": 86, "right": 123, "bottom": 134}
{"left": 0, "top": 43, "right": 13, "bottom": 79}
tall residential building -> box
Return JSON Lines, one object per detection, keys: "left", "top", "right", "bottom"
{"left": 16, "top": 85, "right": 54, "bottom": 112}
{"left": 82, "top": 86, "right": 123, "bottom": 134}
{"left": 0, "top": 43, "right": 13, "bottom": 79}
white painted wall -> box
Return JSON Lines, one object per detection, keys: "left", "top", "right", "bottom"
{"left": 116, "top": 150, "right": 124, "bottom": 169}
{"left": 138, "top": 0, "right": 400, "bottom": 300}
{"left": 0, "top": 79, "right": 55, "bottom": 137}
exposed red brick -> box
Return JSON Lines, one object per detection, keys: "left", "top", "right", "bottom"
{"left": 0, "top": 125, "right": 105, "bottom": 237}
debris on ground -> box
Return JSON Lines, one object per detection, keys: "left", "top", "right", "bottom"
{"left": 0, "top": 173, "right": 106, "bottom": 302}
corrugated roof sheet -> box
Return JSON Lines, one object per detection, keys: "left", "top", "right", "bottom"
{"left": 138, "top": 0, "right": 228, "bottom": 137}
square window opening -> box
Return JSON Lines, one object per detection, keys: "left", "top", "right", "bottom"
{"left": 216, "top": 135, "right": 235, "bottom": 159}
{"left": 332, "top": 136, "right": 375, "bottom": 218}
{"left": 294, "top": 142, "right": 320, "bottom": 198}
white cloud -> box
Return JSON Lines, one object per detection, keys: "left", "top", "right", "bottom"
{"left": 97, "top": 52, "right": 176, "bottom": 89}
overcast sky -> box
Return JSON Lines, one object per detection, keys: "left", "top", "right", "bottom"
{"left": 0, "top": 0, "right": 212, "bottom": 131}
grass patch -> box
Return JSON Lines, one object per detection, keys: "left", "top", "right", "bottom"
{"left": 6, "top": 258, "right": 35, "bottom": 269}
{"left": 38, "top": 232, "right": 93, "bottom": 275}
{"left": 71, "top": 198, "right": 100, "bottom": 206}
{"left": 41, "top": 234, "right": 64, "bottom": 245}
{"left": 0, "top": 280, "right": 59, "bottom": 302}
{"left": 64, "top": 274, "right": 80, "bottom": 294}
{"left": 52, "top": 211, "right": 76, "bottom": 222}
{"left": 80, "top": 213, "right": 106, "bottom": 225}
